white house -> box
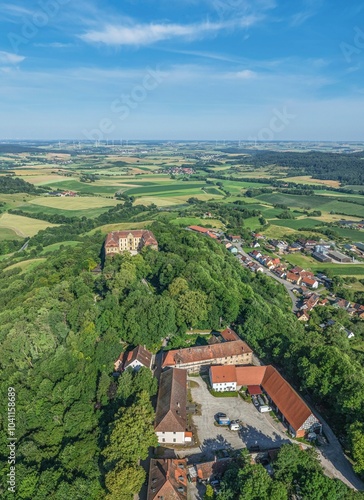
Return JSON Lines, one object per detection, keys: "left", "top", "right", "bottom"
{"left": 114, "top": 345, "right": 153, "bottom": 372}
{"left": 209, "top": 365, "right": 237, "bottom": 392}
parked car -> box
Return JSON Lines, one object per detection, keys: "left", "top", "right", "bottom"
{"left": 252, "top": 396, "right": 259, "bottom": 407}
{"left": 258, "top": 405, "right": 272, "bottom": 413}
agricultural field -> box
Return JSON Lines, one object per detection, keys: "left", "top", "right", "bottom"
{"left": 269, "top": 218, "right": 325, "bottom": 230}
{"left": 0, "top": 213, "right": 57, "bottom": 237}
{"left": 0, "top": 227, "right": 24, "bottom": 241}
{"left": 87, "top": 221, "right": 154, "bottom": 236}
{"left": 284, "top": 253, "right": 364, "bottom": 277}
{"left": 27, "top": 196, "right": 119, "bottom": 211}
{"left": 3, "top": 258, "right": 47, "bottom": 273}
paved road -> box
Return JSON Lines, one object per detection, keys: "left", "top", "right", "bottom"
{"left": 235, "top": 244, "right": 299, "bottom": 312}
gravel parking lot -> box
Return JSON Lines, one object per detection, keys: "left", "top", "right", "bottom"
{"left": 189, "top": 375, "right": 291, "bottom": 459}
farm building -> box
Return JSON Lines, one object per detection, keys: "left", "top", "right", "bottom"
{"left": 209, "top": 365, "right": 321, "bottom": 438}
{"left": 327, "top": 250, "right": 351, "bottom": 263}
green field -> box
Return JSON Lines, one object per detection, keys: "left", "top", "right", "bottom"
{"left": 40, "top": 241, "right": 81, "bottom": 254}
{"left": 123, "top": 182, "right": 207, "bottom": 196}
{"left": 284, "top": 253, "right": 364, "bottom": 276}
{"left": 0, "top": 227, "right": 23, "bottom": 241}
{"left": 46, "top": 179, "right": 123, "bottom": 195}
{"left": 270, "top": 218, "right": 325, "bottom": 230}
{"left": 257, "top": 193, "right": 331, "bottom": 209}
{"left": 3, "top": 258, "right": 47, "bottom": 273}
{"left": 20, "top": 203, "right": 115, "bottom": 219}
{"left": 0, "top": 213, "right": 57, "bottom": 237}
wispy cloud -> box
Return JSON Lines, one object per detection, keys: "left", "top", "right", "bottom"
{"left": 79, "top": 16, "right": 260, "bottom": 47}
{"left": 0, "top": 51, "right": 25, "bottom": 64}
{"left": 34, "top": 42, "right": 73, "bottom": 48}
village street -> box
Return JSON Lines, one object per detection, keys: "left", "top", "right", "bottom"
{"left": 234, "top": 243, "right": 300, "bottom": 312}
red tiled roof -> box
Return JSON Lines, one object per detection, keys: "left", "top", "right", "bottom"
{"left": 105, "top": 230, "right": 158, "bottom": 248}
{"left": 302, "top": 277, "right": 317, "bottom": 286}
{"left": 162, "top": 339, "right": 252, "bottom": 368}
{"left": 148, "top": 459, "right": 187, "bottom": 500}
{"left": 210, "top": 365, "right": 236, "bottom": 384}
{"left": 247, "top": 385, "right": 262, "bottom": 395}
{"left": 189, "top": 226, "right": 210, "bottom": 233}
{"left": 262, "top": 366, "right": 313, "bottom": 433}
{"left": 155, "top": 368, "right": 187, "bottom": 433}
{"left": 124, "top": 345, "right": 152, "bottom": 370}
{"left": 220, "top": 328, "right": 240, "bottom": 342}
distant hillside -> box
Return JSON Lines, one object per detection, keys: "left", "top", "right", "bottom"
{"left": 0, "top": 176, "right": 39, "bottom": 194}
{"left": 221, "top": 149, "right": 364, "bottom": 185}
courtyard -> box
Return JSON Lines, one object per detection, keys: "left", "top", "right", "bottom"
{"left": 188, "top": 375, "right": 291, "bottom": 459}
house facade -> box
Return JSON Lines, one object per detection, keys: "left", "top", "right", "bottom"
{"left": 105, "top": 230, "right": 158, "bottom": 256}
{"left": 162, "top": 333, "right": 253, "bottom": 373}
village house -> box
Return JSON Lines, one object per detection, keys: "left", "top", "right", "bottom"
{"left": 297, "top": 311, "right": 310, "bottom": 322}
{"left": 105, "top": 230, "right": 158, "bottom": 256}
{"left": 114, "top": 345, "right": 153, "bottom": 372}
{"left": 301, "top": 293, "right": 320, "bottom": 312}
{"left": 147, "top": 458, "right": 188, "bottom": 499}
{"left": 286, "top": 272, "right": 302, "bottom": 285}
{"left": 187, "top": 458, "right": 231, "bottom": 484}
{"left": 228, "top": 235, "right": 241, "bottom": 242}
{"left": 154, "top": 368, "right": 190, "bottom": 444}
{"left": 209, "top": 365, "right": 321, "bottom": 438}
{"left": 301, "top": 277, "right": 319, "bottom": 289}
{"left": 162, "top": 330, "right": 253, "bottom": 372}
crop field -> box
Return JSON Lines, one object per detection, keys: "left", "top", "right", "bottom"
{"left": 169, "top": 217, "right": 224, "bottom": 228}
{"left": 284, "top": 176, "right": 341, "bottom": 187}
{"left": 333, "top": 227, "right": 364, "bottom": 240}
{"left": 45, "top": 179, "right": 123, "bottom": 195}
{"left": 0, "top": 227, "right": 23, "bottom": 241}
{"left": 319, "top": 200, "right": 364, "bottom": 218}
{"left": 19, "top": 203, "right": 114, "bottom": 219}
{"left": 0, "top": 213, "right": 57, "bottom": 237}
{"left": 87, "top": 221, "right": 154, "bottom": 235}
{"left": 257, "top": 193, "right": 331, "bottom": 209}
{"left": 27, "top": 196, "right": 119, "bottom": 211}
{"left": 123, "top": 182, "right": 207, "bottom": 196}
{"left": 284, "top": 253, "right": 364, "bottom": 277}
{"left": 270, "top": 218, "right": 324, "bottom": 230}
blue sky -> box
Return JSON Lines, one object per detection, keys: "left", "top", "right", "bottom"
{"left": 0, "top": 0, "right": 363, "bottom": 140}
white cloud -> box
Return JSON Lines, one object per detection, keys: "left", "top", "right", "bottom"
{"left": 235, "top": 69, "right": 257, "bottom": 79}
{"left": 79, "top": 16, "right": 260, "bottom": 46}
{"left": 34, "top": 42, "right": 73, "bottom": 48}
{"left": 0, "top": 51, "right": 25, "bottom": 64}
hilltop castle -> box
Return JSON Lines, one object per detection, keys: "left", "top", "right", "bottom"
{"left": 105, "top": 230, "right": 158, "bottom": 256}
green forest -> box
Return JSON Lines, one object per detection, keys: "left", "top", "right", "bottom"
{"left": 1, "top": 220, "right": 364, "bottom": 498}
